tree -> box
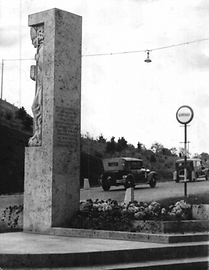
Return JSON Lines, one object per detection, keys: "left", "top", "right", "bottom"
{"left": 116, "top": 137, "right": 128, "bottom": 152}
{"left": 200, "top": 152, "right": 209, "bottom": 162}
{"left": 151, "top": 142, "right": 164, "bottom": 155}
{"left": 5, "top": 111, "right": 13, "bottom": 120}
{"left": 179, "top": 147, "right": 190, "bottom": 158}
{"left": 22, "top": 115, "right": 33, "bottom": 131}
{"left": 15, "top": 107, "right": 27, "bottom": 120}
{"left": 83, "top": 132, "right": 94, "bottom": 140}
{"left": 170, "top": 147, "right": 178, "bottom": 156}
{"left": 150, "top": 154, "right": 157, "bottom": 163}
{"left": 106, "top": 136, "right": 116, "bottom": 153}
{"left": 97, "top": 134, "right": 106, "bottom": 143}
{"left": 137, "top": 142, "right": 142, "bottom": 153}
{"left": 162, "top": 148, "right": 172, "bottom": 156}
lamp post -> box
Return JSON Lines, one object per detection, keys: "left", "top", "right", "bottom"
{"left": 176, "top": 105, "right": 194, "bottom": 197}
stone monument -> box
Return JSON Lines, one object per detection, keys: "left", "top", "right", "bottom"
{"left": 23, "top": 8, "right": 82, "bottom": 233}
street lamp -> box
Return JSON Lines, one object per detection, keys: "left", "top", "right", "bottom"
{"left": 144, "top": 50, "right": 152, "bottom": 63}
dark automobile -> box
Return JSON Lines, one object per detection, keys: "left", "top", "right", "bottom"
{"left": 173, "top": 158, "right": 209, "bottom": 182}
{"left": 100, "top": 157, "right": 157, "bottom": 191}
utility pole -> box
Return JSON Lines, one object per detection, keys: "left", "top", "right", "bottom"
{"left": 1, "top": 59, "right": 4, "bottom": 99}
{"left": 0, "top": 58, "right": 33, "bottom": 102}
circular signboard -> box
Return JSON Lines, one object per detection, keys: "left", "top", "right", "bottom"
{"left": 176, "top": 105, "right": 194, "bottom": 124}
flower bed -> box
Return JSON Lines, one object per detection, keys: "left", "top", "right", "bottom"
{"left": 2, "top": 199, "right": 209, "bottom": 234}
{"left": 0, "top": 204, "right": 23, "bottom": 232}
{"left": 68, "top": 199, "right": 193, "bottom": 232}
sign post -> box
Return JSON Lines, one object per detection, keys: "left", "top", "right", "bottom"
{"left": 176, "top": 105, "right": 194, "bottom": 197}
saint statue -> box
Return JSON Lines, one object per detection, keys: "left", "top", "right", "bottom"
{"left": 28, "top": 26, "right": 44, "bottom": 147}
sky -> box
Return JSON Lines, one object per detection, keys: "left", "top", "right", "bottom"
{"left": 0, "top": 0, "right": 209, "bottom": 155}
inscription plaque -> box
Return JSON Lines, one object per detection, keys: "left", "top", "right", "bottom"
{"left": 55, "top": 106, "right": 79, "bottom": 147}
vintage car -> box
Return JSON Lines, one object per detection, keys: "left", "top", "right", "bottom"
{"left": 100, "top": 157, "right": 157, "bottom": 191}
{"left": 173, "top": 158, "right": 209, "bottom": 182}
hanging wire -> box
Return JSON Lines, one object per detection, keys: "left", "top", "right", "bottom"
{"left": 2, "top": 37, "right": 209, "bottom": 61}
{"left": 150, "top": 38, "right": 209, "bottom": 51}
{"left": 1, "top": 37, "right": 209, "bottom": 64}
{"left": 82, "top": 38, "right": 209, "bottom": 57}
{"left": 2, "top": 58, "right": 34, "bottom": 61}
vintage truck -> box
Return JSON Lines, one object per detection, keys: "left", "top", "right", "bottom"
{"left": 173, "top": 158, "right": 209, "bottom": 182}
{"left": 100, "top": 157, "right": 157, "bottom": 191}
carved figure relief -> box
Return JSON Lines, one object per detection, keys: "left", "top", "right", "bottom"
{"left": 28, "top": 25, "right": 44, "bottom": 147}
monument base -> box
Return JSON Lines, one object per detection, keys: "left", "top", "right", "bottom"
{"left": 23, "top": 147, "right": 80, "bottom": 233}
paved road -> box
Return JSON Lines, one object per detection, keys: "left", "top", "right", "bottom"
{"left": 81, "top": 179, "right": 209, "bottom": 203}
{"left": 0, "top": 179, "right": 209, "bottom": 213}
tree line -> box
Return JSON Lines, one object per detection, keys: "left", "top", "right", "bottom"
{"left": 83, "top": 132, "right": 209, "bottom": 162}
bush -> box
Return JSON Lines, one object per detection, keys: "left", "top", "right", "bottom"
{"left": 158, "top": 170, "right": 173, "bottom": 181}
{"left": 15, "top": 107, "right": 27, "bottom": 120}
{"left": 0, "top": 199, "right": 194, "bottom": 230}
{"left": 5, "top": 111, "right": 13, "bottom": 120}
{"left": 1, "top": 204, "right": 23, "bottom": 228}
{"left": 22, "top": 115, "right": 33, "bottom": 131}
{"left": 150, "top": 155, "right": 157, "bottom": 163}
{"left": 67, "top": 199, "right": 192, "bottom": 231}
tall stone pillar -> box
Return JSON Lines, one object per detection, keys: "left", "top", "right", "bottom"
{"left": 23, "top": 8, "right": 82, "bottom": 233}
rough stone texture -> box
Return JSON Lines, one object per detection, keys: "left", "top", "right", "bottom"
{"left": 51, "top": 227, "right": 169, "bottom": 244}
{"left": 50, "top": 226, "right": 209, "bottom": 244}
{"left": 23, "top": 8, "right": 82, "bottom": 232}
{"left": 132, "top": 220, "right": 209, "bottom": 234}
{"left": 83, "top": 178, "right": 90, "bottom": 189}
{"left": 124, "top": 187, "right": 134, "bottom": 204}
{"left": 192, "top": 204, "right": 209, "bottom": 220}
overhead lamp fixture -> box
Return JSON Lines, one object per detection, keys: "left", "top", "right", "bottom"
{"left": 144, "top": 50, "right": 152, "bottom": 63}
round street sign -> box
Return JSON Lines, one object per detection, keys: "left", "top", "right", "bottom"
{"left": 176, "top": 105, "right": 194, "bottom": 124}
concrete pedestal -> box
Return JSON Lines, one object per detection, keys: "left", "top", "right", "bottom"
{"left": 124, "top": 187, "right": 134, "bottom": 204}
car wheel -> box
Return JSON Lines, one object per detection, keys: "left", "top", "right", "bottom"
{"left": 175, "top": 178, "right": 179, "bottom": 183}
{"left": 205, "top": 171, "right": 209, "bottom": 180}
{"left": 124, "top": 175, "right": 135, "bottom": 189}
{"left": 102, "top": 176, "right": 111, "bottom": 191}
{"left": 149, "top": 175, "right": 156, "bottom": 188}
{"left": 102, "top": 183, "right": 110, "bottom": 191}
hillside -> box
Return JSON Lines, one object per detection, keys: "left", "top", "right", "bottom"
{"left": 0, "top": 99, "right": 179, "bottom": 195}
{"left": 0, "top": 124, "right": 29, "bottom": 194}
{"left": 0, "top": 99, "right": 30, "bottom": 133}
{"left": 81, "top": 135, "right": 179, "bottom": 181}
{"left": 0, "top": 100, "right": 104, "bottom": 194}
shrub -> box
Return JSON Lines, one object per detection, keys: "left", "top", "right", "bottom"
{"left": 15, "top": 107, "right": 27, "bottom": 120}
{"left": 22, "top": 115, "right": 33, "bottom": 131}
{"left": 157, "top": 170, "right": 173, "bottom": 181}
{"left": 5, "top": 111, "right": 13, "bottom": 120}
{"left": 0, "top": 199, "right": 193, "bottom": 230}
{"left": 150, "top": 155, "right": 157, "bottom": 163}
{"left": 1, "top": 204, "right": 23, "bottom": 228}
{"left": 68, "top": 199, "right": 192, "bottom": 231}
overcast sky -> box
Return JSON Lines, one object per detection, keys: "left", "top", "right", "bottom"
{"left": 0, "top": 0, "right": 209, "bottom": 155}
